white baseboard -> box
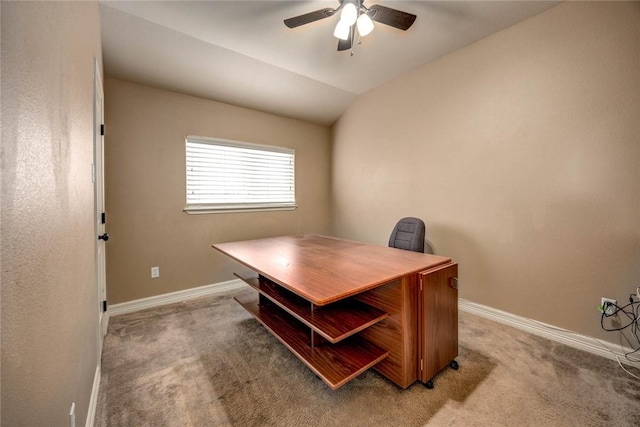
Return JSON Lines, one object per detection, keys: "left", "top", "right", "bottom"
{"left": 459, "top": 299, "right": 640, "bottom": 369}
{"left": 109, "top": 279, "right": 249, "bottom": 317}
{"left": 85, "top": 364, "right": 100, "bottom": 427}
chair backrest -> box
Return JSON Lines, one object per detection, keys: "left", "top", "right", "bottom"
{"left": 388, "top": 217, "right": 425, "bottom": 253}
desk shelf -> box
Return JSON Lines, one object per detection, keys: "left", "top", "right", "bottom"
{"left": 235, "top": 292, "right": 389, "bottom": 390}
{"left": 235, "top": 274, "right": 389, "bottom": 343}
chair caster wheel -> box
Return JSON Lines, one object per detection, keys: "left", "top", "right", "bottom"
{"left": 450, "top": 360, "right": 459, "bottom": 370}
{"left": 424, "top": 380, "right": 434, "bottom": 389}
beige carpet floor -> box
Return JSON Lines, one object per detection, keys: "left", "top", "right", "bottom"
{"left": 95, "top": 292, "right": 640, "bottom": 426}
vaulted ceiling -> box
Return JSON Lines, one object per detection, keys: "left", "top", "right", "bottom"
{"left": 100, "top": 1, "right": 560, "bottom": 126}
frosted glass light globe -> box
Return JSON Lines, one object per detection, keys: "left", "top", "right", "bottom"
{"left": 341, "top": 3, "right": 358, "bottom": 26}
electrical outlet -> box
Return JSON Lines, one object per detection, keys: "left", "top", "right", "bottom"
{"left": 600, "top": 297, "right": 616, "bottom": 315}
{"left": 151, "top": 266, "right": 160, "bottom": 278}
{"left": 69, "top": 402, "right": 76, "bottom": 427}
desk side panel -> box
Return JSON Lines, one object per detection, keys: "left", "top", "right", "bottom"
{"left": 421, "top": 263, "right": 459, "bottom": 383}
{"left": 354, "top": 275, "right": 418, "bottom": 388}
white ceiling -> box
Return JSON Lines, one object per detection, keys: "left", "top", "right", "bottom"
{"left": 99, "top": 0, "right": 560, "bottom": 126}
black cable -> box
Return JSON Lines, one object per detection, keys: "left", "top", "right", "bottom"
{"left": 600, "top": 294, "right": 640, "bottom": 360}
{"left": 601, "top": 301, "right": 638, "bottom": 332}
{"left": 631, "top": 296, "right": 640, "bottom": 350}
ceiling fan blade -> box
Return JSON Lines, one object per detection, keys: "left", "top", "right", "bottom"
{"left": 337, "top": 25, "right": 355, "bottom": 51}
{"left": 368, "top": 4, "right": 416, "bottom": 31}
{"left": 284, "top": 8, "right": 335, "bottom": 28}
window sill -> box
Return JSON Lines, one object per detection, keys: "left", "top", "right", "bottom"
{"left": 184, "top": 204, "right": 298, "bottom": 215}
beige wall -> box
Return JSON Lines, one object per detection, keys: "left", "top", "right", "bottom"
{"left": 1, "top": 1, "right": 102, "bottom": 426}
{"left": 104, "top": 78, "right": 332, "bottom": 304}
{"left": 332, "top": 2, "right": 640, "bottom": 343}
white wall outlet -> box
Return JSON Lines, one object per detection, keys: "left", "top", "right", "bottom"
{"left": 151, "top": 266, "right": 160, "bottom": 278}
{"left": 69, "top": 402, "right": 76, "bottom": 427}
{"left": 600, "top": 297, "right": 616, "bottom": 315}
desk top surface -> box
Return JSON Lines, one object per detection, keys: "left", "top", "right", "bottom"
{"left": 212, "top": 234, "right": 451, "bottom": 305}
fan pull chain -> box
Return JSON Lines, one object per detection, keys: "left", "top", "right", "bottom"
{"left": 351, "top": 34, "right": 362, "bottom": 56}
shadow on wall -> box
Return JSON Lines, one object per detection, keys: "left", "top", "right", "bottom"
{"left": 424, "top": 239, "right": 435, "bottom": 255}
{"left": 425, "top": 223, "right": 488, "bottom": 300}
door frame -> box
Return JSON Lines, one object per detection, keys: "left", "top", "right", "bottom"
{"left": 93, "top": 57, "right": 108, "bottom": 359}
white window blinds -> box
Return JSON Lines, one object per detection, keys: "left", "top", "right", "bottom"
{"left": 185, "top": 135, "right": 296, "bottom": 213}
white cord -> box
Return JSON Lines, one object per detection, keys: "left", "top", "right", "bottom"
{"left": 528, "top": 318, "right": 640, "bottom": 380}
{"left": 589, "top": 336, "right": 640, "bottom": 380}
{"left": 580, "top": 333, "right": 640, "bottom": 380}
{"left": 614, "top": 354, "right": 640, "bottom": 380}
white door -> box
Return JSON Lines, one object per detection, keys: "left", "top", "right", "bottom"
{"left": 94, "top": 59, "right": 108, "bottom": 355}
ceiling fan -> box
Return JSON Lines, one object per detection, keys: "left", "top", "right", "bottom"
{"left": 284, "top": 0, "right": 417, "bottom": 52}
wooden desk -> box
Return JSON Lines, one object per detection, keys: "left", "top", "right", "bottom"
{"left": 212, "top": 234, "right": 458, "bottom": 390}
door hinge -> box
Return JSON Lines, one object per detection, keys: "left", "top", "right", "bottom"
{"left": 419, "top": 276, "right": 423, "bottom": 292}
{"left": 100, "top": 124, "right": 105, "bottom": 136}
{"left": 101, "top": 212, "right": 106, "bottom": 224}
{"left": 420, "top": 358, "right": 423, "bottom": 373}
{"left": 102, "top": 300, "right": 107, "bottom": 312}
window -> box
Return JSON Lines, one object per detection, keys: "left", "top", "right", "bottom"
{"left": 185, "top": 135, "right": 296, "bottom": 214}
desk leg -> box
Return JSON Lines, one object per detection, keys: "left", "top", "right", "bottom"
{"left": 257, "top": 293, "right": 268, "bottom": 306}
{"left": 310, "top": 330, "right": 327, "bottom": 348}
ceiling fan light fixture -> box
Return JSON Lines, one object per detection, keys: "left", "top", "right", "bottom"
{"left": 340, "top": 2, "right": 358, "bottom": 26}
{"left": 283, "top": 1, "right": 417, "bottom": 53}
{"left": 333, "top": 19, "right": 351, "bottom": 40}
{"left": 356, "top": 13, "right": 374, "bottom": 37}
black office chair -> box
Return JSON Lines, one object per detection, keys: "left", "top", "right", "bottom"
{"left": 388, "top": 217, "right": 425, "bottom": 253}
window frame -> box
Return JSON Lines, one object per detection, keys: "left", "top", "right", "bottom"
{"left": 184, "top": 135, "right": 297, "bottom": 215}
